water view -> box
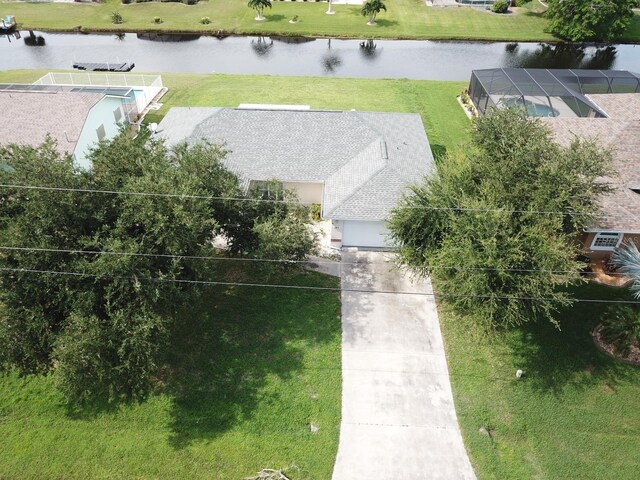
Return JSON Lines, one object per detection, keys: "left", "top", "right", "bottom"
{"left": 2, "top": 30, "right": 638, "bottom": 81}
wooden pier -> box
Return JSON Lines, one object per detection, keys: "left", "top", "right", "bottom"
{"left": 72, "top": 61, "right": 135, "bottom": 72}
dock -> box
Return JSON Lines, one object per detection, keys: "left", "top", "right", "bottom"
{"left": 72, "top": 61, "right": 135, "bottom": 72}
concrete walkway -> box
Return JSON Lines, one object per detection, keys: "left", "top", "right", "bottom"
{"left": 332, "top": 251, "right": 475, "bottom": 480}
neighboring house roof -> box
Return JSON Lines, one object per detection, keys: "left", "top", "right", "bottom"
{"left": 158, "top": 107, "right": 434, "bottom": 221}
{"left": 544, "top": 93, "right": 640, "bottom": 232}
{"left": 0, "top": 91, "right": 104, "bottom": 156}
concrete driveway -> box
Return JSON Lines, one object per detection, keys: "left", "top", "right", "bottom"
{"left": 332, "top": 251, "right": 475, "bottom": 480}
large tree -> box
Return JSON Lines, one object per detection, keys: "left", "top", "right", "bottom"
{"left": 0, "top": 132, "right": 315, "bottom": 403}
{"left": 546, "top": 0, "right": 637, "bottom": 42}
{"left": 389, "top": 109, "right": 613, "bottom": 330}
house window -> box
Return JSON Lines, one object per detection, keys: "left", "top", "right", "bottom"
{"left": 113, "top": 107, "right": 123, "bottom": 122}
{"left": 251, "top": 180, "right": 284, "bottom": 199}
{"left": 96, "top": 124, "right": 106, "bottom": 141}
{"left": 591, "top": 232, "right": 622, "bottom": 251}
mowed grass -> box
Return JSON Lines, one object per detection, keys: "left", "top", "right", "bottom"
{"left": 4, "top": 0, "right": 561, "bottom": 41}
{"left": 441, "top": 282, "right": 640, "bottom": 479}
{"left": 0, "top": 265, "right": 342, "bottom": 479}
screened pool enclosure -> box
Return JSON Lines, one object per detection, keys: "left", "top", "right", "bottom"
{"left": 469, "top": 68, "right": 640, "bottom": 118}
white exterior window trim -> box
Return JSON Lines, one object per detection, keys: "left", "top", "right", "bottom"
{"left": 590, "top": 232, "right": 623, "bottom": 251}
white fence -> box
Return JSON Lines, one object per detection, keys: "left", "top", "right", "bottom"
{"left": 34, "top": 72, "right": 163, "bottom": 89}
{"left": 33, "top": 72, "right": 164, "bottom": 121}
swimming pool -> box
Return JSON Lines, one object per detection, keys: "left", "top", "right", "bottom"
{"left": 498, "top": 98, "right": 559, "bottom": 117}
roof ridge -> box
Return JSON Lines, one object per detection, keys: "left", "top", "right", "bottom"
{"left": 323, "top": 138, "right": 388, "bottom": 217}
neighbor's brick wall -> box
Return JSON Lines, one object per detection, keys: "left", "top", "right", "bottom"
{"left": 579, "top": 232, "right": 640, "bottom": 264}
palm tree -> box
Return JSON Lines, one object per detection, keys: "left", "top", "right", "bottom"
{"left": 326, "top": 0, "right": 335, "bottom": 15}
{"left": 602, "top": 241, "right": 640, "bottom": 356}
{"left": 612, "top": 241, "right": 640, "bottom": 297}
{"left": 361, "top": 0, "right": 387, "bottom": 26}
{"left": 247, "top": 0, "right": 272, "bottom": 21}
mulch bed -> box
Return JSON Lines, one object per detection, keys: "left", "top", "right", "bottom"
{"left": 592, "top": 324, "right": 640, "bottom": 366}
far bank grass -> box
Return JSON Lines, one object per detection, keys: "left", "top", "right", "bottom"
{"left": 2, "top": 0, "right": 562, "bottom": 42}
{"left": 0, "top": 70, "right": 470, "bottom": 153}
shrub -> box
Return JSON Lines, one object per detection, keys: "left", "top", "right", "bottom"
{"left": 154, "top": 16, "right": 162, "bottom": 24}
{"left": 492, "top": 0, "right": 509, "bottom": 13}
{"left": 200, "top": 16, "right": 211, "bottom": 25}
{"left": 600, "top": 306, "right": 640, "bottom": 357}
{"left": 121, "top": 0, "right": 131, "bottom": 4}
{"left": 514, "top": 0, "right": 530, "bottom": 6}
{"left": 309, "top": 203, "right": 321, "bottom": 221}
{"left": 185, "top": 0, "right": 198, "bottom": 4}
{"left": 111, "top": 11, "right": 123, "bottom": 24}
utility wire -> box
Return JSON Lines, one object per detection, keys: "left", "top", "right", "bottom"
{"left": 0, "top": 244, "right": 629, "bottom": 276}
{"left": 0, "top": 183, "right": 631, "bottom": 218}
{"left": 1, "top": 266, "right": 639, "bottom": 304}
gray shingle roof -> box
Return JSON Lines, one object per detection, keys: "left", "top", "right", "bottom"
{"left": 158, "top": 107, "right": 434, "bottom": 221}
{"left": 544, "top": 93, "right": 640, "bottom": 232}
{"left": 0, "top": 91, "right": 104, "bottom": 156}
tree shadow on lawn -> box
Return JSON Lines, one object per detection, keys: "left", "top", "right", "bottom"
{"left": 507, "top": 281, "right": 638, "bottom": 396}
{"left": 163, "top": 270, "right": 341, "bottom": 449}
{"left": 373, "top": 19, "right": 399, "bottom": 28}
{"left": 431, "top": 144, "right": 447, "bottom": 163}
{"left": 265, "top": 14, "right": 287, "bottom": 22}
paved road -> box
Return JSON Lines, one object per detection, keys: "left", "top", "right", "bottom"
{"left": 332, "top": 251, "right": 475, "bottom": 480}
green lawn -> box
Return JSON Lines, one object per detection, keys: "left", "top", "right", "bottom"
{"left": 0, "top": 264, "right": 342, "bottom": 479}
{"left": 442, "top": 281, "right": 640, "bottom": 479}
{"left": 0, "top": 0, "right": 566, "bottom": 42}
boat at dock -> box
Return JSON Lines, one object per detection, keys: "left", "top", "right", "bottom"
{"left": 0, "top": 15, "right": 16, "bottom": 32}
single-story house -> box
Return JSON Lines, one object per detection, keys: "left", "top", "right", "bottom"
{"left": 0, "top": 90, "right": 127, "bottom": 168}
{"left": 544, "top": 93, "right": 640, "bottom": 264}
{"left": 0, "top": 72, "right": 165, "bottom": 169}
{"left": 157, "top": 106, "right": 435, "bottom": 248}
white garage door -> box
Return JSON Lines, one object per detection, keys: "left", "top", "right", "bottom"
{"left": 341, "top": 221, "right": 390, "bottom": 248}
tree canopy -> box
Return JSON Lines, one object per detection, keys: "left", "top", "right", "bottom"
{"left": 0, "top": 132, "right": 315, "bottom": 403}
{"left": 546, "top": 0, "right": 637, "bottom": 42}
{"left": 389, "top": 108, "right": 614, "bottom": 330}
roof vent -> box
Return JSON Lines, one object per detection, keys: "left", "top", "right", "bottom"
{"left": 380, "top": 140, "right": 388, "bottom": 160}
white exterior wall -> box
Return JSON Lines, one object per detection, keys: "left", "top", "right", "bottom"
{"left": 282, "top": 182, "right": 323, "bottom": 205}
{"left": 73, "top": 96, "right": 125, "bottom": 169}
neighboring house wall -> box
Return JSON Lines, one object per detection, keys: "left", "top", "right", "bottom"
{"left": 282, "top": 182, "right": 323, "bottom": 205}
{"left": 73, "top": 96, "right": 125, "bottom": 169}
{"left": 580, "top": 231, "right": 640, "bottom": 264}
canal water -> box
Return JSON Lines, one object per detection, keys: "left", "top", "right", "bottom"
{"left": 2, "top": 31, "right": 638, "bottom": 81}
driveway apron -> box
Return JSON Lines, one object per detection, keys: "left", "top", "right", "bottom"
{"left": 332, "top": 251, "right": 475, "bottom": 480}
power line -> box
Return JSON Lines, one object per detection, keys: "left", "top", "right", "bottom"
{"left": 0, "top": 183, "right": 630, "bottom": 218}
{"left": 0, "top": 245, "right": 629, "bottom": 276}
{"left": 1, "top": 266, "right": 638, "bottom": 305}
